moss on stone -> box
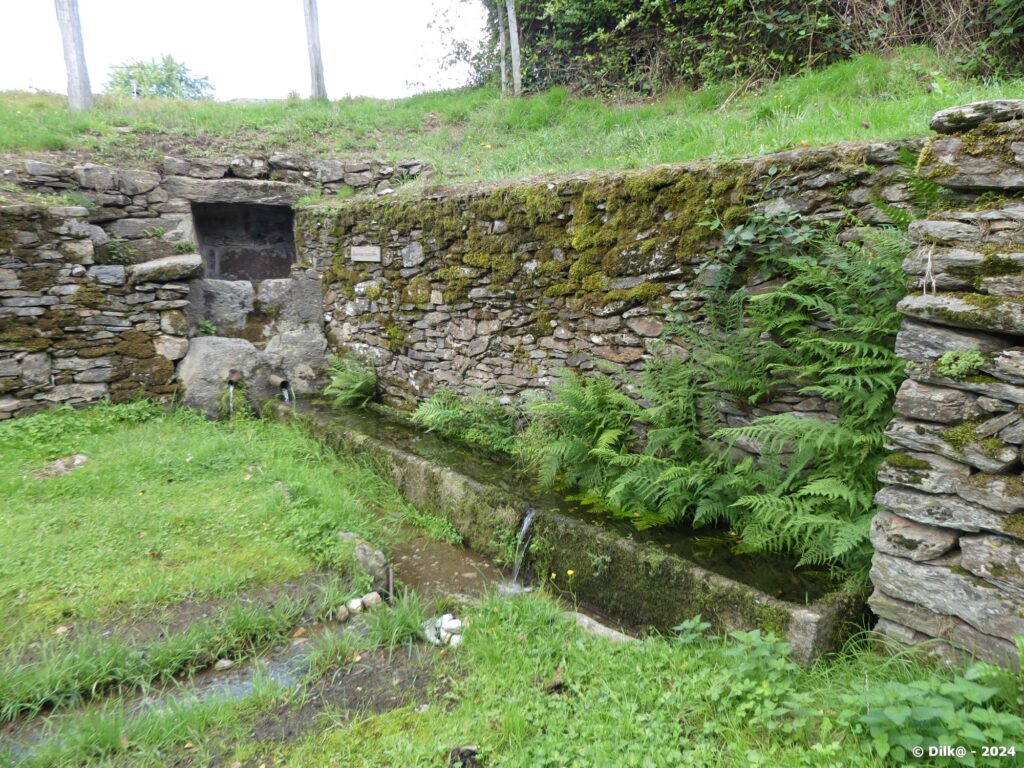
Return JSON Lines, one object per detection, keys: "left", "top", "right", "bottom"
{"left": 884, "top": 453, "right": 932, "bottom": 470}
{"left": 941, "top": 421, "right": 982, "bottom": 452}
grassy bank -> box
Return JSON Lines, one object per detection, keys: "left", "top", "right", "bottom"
{"left": 2, "top": 48, "right": 1022, "bottom": 185}
{"left": 0, "top": 402, "right": 454, "bottom": 719}
{"left": 11, "top": 592, "right": 1024, "bottom": 767}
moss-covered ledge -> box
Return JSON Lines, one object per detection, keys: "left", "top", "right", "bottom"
{"left": 299, "top": 402, "right": 865, "bottom": 665}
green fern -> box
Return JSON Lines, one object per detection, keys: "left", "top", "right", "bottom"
{"left": 323, "top": 354, "right": 376, "bottom": 408}
{"left": 411, "top": 388, "right": 523, "bottom": 456}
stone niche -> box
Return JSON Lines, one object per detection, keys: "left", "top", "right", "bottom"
{"left": 191, "top": 203, "right": 296, "bottom": 281}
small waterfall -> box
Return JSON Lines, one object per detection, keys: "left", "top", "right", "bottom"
{"left": 500, "top": 507, "right": 538, "bottom": 596}
{"left": 227, "top": 383, "right": 235, "bottom": 416}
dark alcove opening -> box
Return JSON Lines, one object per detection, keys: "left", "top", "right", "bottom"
{"left": 192, "top": 203, "right": 296, "bottom": 281}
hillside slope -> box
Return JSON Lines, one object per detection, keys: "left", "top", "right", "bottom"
{"left": 1, "top": 48, "right": 1022, "bottom": 187}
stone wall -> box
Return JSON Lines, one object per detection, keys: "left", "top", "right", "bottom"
{"left": 870, "top": 100, "right": 1024, "bottom": 667}
{"left": 3, "top": 153, "right": 427, "bottom": 267}
{"left": 300, "top": 141, "right": 915, "bottom": 414}
{"left": 0, "top": 204, "right": 195, "bottom": 419}
{"left": 0, "top": 152, "right": 428, "bottom": 417}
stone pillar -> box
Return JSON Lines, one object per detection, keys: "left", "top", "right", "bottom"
{"left": 870, "top": 100, "right": 1024, "bottom": 668}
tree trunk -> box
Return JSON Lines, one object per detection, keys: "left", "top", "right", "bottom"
{"left": 54, "top": 0, "right": 92, "bottom": 111}
{"left": 504, "top": 0, "right": 522, "bottom": 96}
{"left": 496, "top": 1, "right": 509, "bottom": 97}
{"left": 303, "top": 0, "right": 328, "bottom": 100}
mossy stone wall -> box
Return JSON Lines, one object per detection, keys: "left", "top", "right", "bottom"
{"left": 300, "top": 141, "right": 915, "bottom": 412}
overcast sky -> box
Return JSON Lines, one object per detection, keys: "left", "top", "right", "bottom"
{"left": 0, "top": 1, "right": 487, "bottom": 100}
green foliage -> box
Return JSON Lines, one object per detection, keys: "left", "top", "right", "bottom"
{"left": 411, "top": 388, "right": 523, "bottom": 455}
{"left": 363, "top": 590, "right": 427, "bottom": 650}
{"left": 196, "top": 319, "right": 217, "bottom": 336}
{"left": 174, "top": 240, "right": 197, "bottom": 253}
{"left": 413, "top": 208, "right": 907, "bottom": 580}
{"left": 482, "top": 0, "right": 1023, "bottom": 94}
{"left": 99, "top": 236, "right": 136, "bottom": 265}
{"left": 106, "top": 54, "right": 213, "bottom": 100}
{"left": 838, "top": 662, "right": 1024, "bottom": 764}
{"left": 323, "top": 354, "right": 376, "bottom": 408}
{"left": 937, "top": 349, "right": 987, "bottom": 379}
{"left": 521, "top": 370, "right": 642, "bottom": 492}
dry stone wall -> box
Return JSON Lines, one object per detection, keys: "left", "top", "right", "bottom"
{"left": 870, "top": 101, "right": 1024, "bottom": 668}
{"left": 0, "top": 153, "right": 428, "bottom": 416}
{"left": 300, "top": 141, "right": 915, "bottom": 415}
{"left": 3, "top": 153, "right": 427, "bottom": 266}
{"left": 0, "top": 204, "right": 195, "bottom": 418}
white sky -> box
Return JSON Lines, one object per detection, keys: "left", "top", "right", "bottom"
{"left": 0, "top": 1, "right": 488, "bottom": 100}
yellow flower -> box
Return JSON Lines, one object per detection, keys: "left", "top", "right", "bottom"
{"left": 567, "top": 569, "right": 575, "bottom": 577}
{"left": 550, "top": 571, "right": 557, "bottom": 580}
{"left": 484, "top": 143, "right": 493, "bottom": 149}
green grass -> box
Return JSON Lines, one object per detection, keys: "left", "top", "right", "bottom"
{"left": 2, "top": 48, "right": 1022, "bottom": 187}
{"left": 0, "top": 402, "right": 455, "bottom": 718}
{"left": 16, "top": 592, "right": 1021, "bottom": 767}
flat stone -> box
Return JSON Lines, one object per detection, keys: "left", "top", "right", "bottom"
{"left": 902, "top": 246, "right": 1024, "bottom": 291}
{"left": 569, "top": 611, "right": 636, "bottom": 643}
{"left": 362, "top": 592, "right": 383, "bottom": 609}
{"left": 869, "top": 590, "right": 1019, "bottom": 668}
{"left": 955, "top": 473, "right": 1024, "bottom": 513}
{"left": 877, "top": 451, "right": 970, "bottom": 494}
{"left": 871, "top": 552, "right": 1024, "bottom": 642}
{"left": 309, "top": 159, "right": 346, "bottom": 182}
{"left": 869, "top": 509, "right": 959, "bottom": 562}
{"left": 35, "top": 383, "right": 108, "bottom": 402}
{"left": 163, "top": 176, "right": 309, "bottom": 205}
{"left": 961, "top": 534, "right": 1024, "bottom": 595}
{"left": 153, "top": 335, "right": 189, "bottom": 361}
{"left": 186, "top": 279, "right": 254, "bottom": 335}
{"left": 24, "top": 159, "right": 66, "bottom": 177}
{"left": 885, "top": 418, "right": 1020, "bottom": 473}
{"left": 73, "top": 164, "right": 118, "bottom": 191}
{"left": 229, "top": 156, "right": 268, "bottom": 179}
{"left": 160, "top": 310, "right": 188, "bottom": 336}
{"left": 625, "top": 316, "right": 664, "bottom": 337}
{"left": 20, "top": 352, "right": 51, "bottom": 386}
{"left": 875, "top": 485, "right": 1018, "bottom": 537}
{"left": 930, "top": 100, "right": 1024, "bottom": 133}
{"left": 893, "top": 379, "right": 983, "bottom": 423}
{"left": 401, "top": 241, "right": 425, "bottom": 268}
{"left": 118, "top": 170, "right": 160, "bottom": 195}
{"left": 129, "top": 254, "right": 202, "bottom": 284}
{"left": 87, "top": 265, "right": 126, "bottom": 286}
{"left": 898, "top": 293, "right": 1024, "bottom": 336}
{"left": 910, "top": 362, "right": 1024, "bottom": 405}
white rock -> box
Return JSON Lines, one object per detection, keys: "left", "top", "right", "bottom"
{"left": 213, "top": 658, "right": 235, "bottom": 671}
{"left": 439, "top": 616, "right": 463, "bottom": 634}
{"left": 333, "top": 606, "right": 350, "bottom": 622}
{"left": 447, "top": 633, "right": 463, "bottom": 647}
{"left": 346, "top": 597, "right": 364, "bottom": 614}
{"left": 362, "top": 591, "right": 383, "bottom": 609}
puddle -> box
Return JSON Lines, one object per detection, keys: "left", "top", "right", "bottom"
{"left": 391, "top": 536, "right": 505, "bottom": 602}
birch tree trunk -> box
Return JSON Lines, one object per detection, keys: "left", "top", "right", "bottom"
{"left": 303, "top": 0, "right": 328, "bottom": 100}
{"left": 496, "top": 1, "right": 509, "bottom": 97}
{"left": 504, "top": 0, "right": 522, "bottom": 96}
{"left": 54, "top": 0, "right": 92, "bottom": 111}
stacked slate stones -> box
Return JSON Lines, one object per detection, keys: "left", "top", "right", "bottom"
{"left": 870, "top": 100, "right": 1024, "bottom": 668}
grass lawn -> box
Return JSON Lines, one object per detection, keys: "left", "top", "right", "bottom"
{"left": 2, "top": 48, "right": 1022, "bottom": 188}
{"left": 1, "top": 404, "right": 1023, "bottom": 766}
{"left": 0, "top": 401, "right": 454, "bottom": 721}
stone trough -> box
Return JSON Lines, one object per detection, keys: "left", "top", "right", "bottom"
{"left": 301, "top": 403, "right": 864, "bottom": 665}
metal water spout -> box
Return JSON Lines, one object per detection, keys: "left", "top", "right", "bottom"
{"left": 226, "top": 369, "right": 243, "bottom": 416}
{"left": 269, "top": 374, "right": 294, "bottom": 408}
